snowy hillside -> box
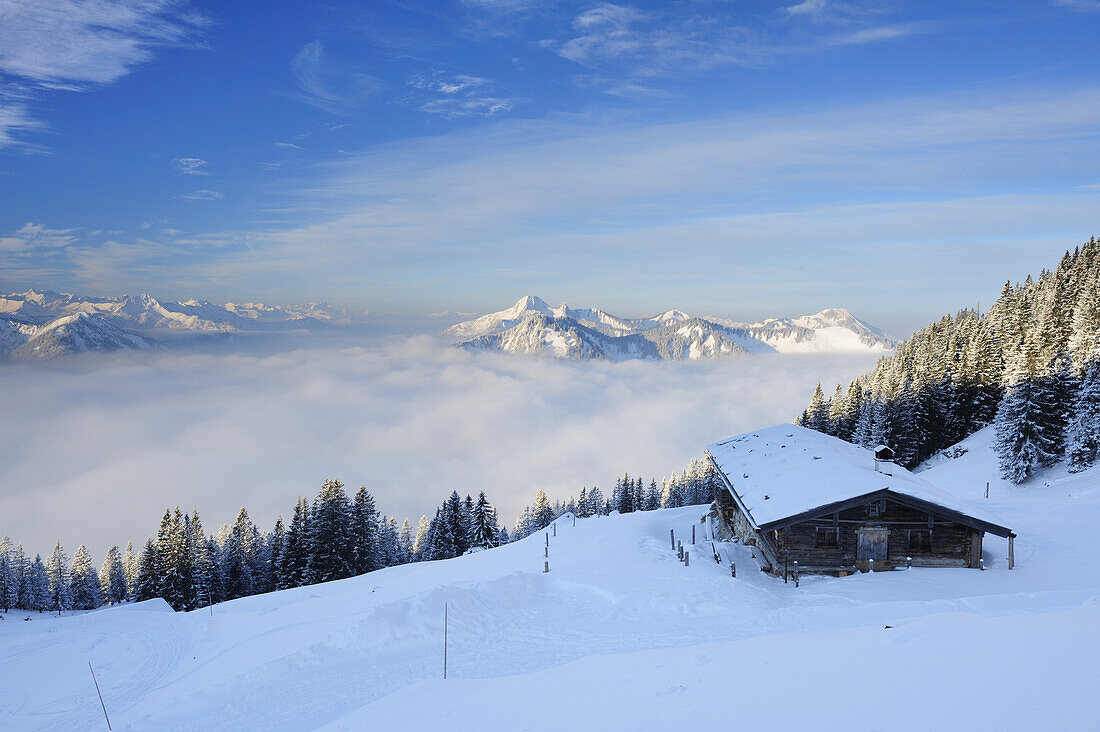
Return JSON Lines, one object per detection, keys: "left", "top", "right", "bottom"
{"left": 2, "top": 435, "right": 1098, "bottom": 730}
{"left": 0, "top": 290, "right": 341, "bottom": 336}
{"left": 3, "top": 313, "right": 158, "bottom": 360}
{"left": 445, "top": 296, "right": 895, "bottom": 360}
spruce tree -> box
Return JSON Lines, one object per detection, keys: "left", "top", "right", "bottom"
{"left": 470, "top": 492, "right": 498, "bottom": 549}
{"left": 278, "top": 497, "right": 311, "bottom": 588}
{"left": 123, "top": 541, "right": 138, "bottom": 595}
{"left": 9, "top": 543, "right": 29, "bottom": 611}
{"left": 351, "top": 487, "right": 380, "bottom": 575}
{"left": 532, "top": 488, "right": 553, "bottom": 528}
{"left": 132, "top": 538, "right": 160, "bottom": 602}
{"left": 1068, "top": 361, "right": 1100, "bottom": 472}
{"left": 0, "top": 537, "right": 16, "bottom": 612}
{"left": 305, "top": 479, "right": 354, "bottom": 583}
{"left": 995, "top": 331, "right": 1058, "bottom": 483}
{"left": 26, "top": 555, "right": 50, "bottom": 611}
{"left": 412, "top": 515, "right": 430, "bottom": 559}
{"left": 69, "top": 545, "right": 102, "bottom": 610}
{"left": 189, "top": 511, "right": 213, "bottom": 608}
{"left": 99, "top": 545, "right": 129, "bottom": 605}
{"left": 46, "top": 542, "right": 72, "bottom": 615}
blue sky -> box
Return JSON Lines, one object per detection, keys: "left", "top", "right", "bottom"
{"left": 2, "top": 0, "right": 1100, "bottom": 334}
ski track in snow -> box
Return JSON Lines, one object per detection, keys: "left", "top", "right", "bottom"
{"left": 2, "top": 429, "right": 1100, "bottom": 730}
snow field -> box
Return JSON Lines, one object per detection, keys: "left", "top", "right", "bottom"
{"left": 2, "top": 437, "right": 1100, "bottom": 730}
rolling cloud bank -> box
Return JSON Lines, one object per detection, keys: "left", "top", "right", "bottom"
{"left": 0, "top": 338, "right": 878, "bottom": 558}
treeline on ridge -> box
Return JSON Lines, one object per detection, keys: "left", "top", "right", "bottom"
{"left": 798, "top": 236, "right": 1100, "bottom": 483}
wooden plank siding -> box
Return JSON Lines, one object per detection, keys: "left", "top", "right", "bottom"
{"left": 774, "top": 495, "right": 981, "bottom": 574}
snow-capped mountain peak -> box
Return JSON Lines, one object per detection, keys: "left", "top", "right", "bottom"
{"left": 444, "top": 297, "right": 895, "bottom": 361}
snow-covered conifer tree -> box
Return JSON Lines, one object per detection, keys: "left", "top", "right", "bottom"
{"left": 99, "top": 545, "right": 128, "bottom": 605}
{"left": 469, "top": 492, "right": 498, "bottom": 549}
{"left": 277, "top": 497, "right": 311, "bottom": 588}
{"left": 1068, "top": 361, "right": 1100, "bottom": 472}
{"left": 69, "top": 545, "right": 102, "bottom": 610}
{"left": 532, "top": 488, "right": 553, "bottom": 528}
{"left": 351, "top": 487, "right": 379, "bottom": 575}
{"left": 587, "top": 486, "right": 605, "bottom": 515}
{"left": 995, "top": 331, "right": 1058, "bottom": 483}
{"left": 26, "top": 555, "right": 49, "bottom": 611}
{"left": 0, "top": 537, "right": 17, "bottom": 612}
{"left": 412, "top": 515, "right": 430, "bottom": 559}
{"left": 122, "top": 541, "right": 138, "bottom": 596}
{"left": 306, "top": 480, "right": 354, "bottom": 583}
{"left": 46, "top": 542, "right": 72, "bottom": 615}
{"left": 132, "top": 538, "right": 160, "bottom": 602}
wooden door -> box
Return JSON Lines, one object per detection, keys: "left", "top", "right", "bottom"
{"left": 857, "top": 527, "right": 888, "bottom": 561}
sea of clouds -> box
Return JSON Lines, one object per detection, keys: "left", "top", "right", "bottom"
{"left": 0, "top": 338, "right": 879, "bottom": 559}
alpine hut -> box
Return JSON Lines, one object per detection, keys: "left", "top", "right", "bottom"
{"left": 706, "top": 424, "right": 1015, "bottom": 576}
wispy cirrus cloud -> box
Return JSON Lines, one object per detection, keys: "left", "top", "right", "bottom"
{"left": 405, "top": 71, "right": 514, "bottom": 117}
{"left": 545, "top": 1, "right": 930, "bottom": 95}
{"left": 172, "top": 156, "right": 209, "bottom": 175}
{"left": 0, "top": 0, "right": 207, "bottom": 150}
{"left": 173, "top": 189, "right": 223, "bottom": 201}
{"left": 290, "top": 40, "right": 384, "bottom": 114}
{"left": 1053, "top": 0, "right": 1100, "bottom": 12}
{"left": 0, "top": 222, "right": 77, "bottom": 253}
{"left": 0, "top": 0, "right": 208, "bottom": 90}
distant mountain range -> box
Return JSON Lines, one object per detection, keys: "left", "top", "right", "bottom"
{"left": 443, "top": 296, "right": 895, "bottom": 361}
{"left": 0, "top": 290, "right": 341, "bottom": 359}
{"left": 0, "top": 290, "right": 896, "bottom": 361}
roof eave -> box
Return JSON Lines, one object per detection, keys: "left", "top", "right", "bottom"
{"left": 757, "top": 488, "right": 1014, "bottom": 538}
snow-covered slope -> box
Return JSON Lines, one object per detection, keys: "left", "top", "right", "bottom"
{"left": 445, "top": 297, "right": 895, "bottom": 360}
{"left": 0, "top": 290, "right": 341, "bottom": 335}
{"left": 5, "top": 312, "right": 158, "bottom": 360}
{"left": 3, "top": 438, "right": 1098, "bottom": 730}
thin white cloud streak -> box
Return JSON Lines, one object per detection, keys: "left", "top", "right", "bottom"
{"left": 405, "top": 71, "right": 515, "bottom": 118}
{"left": 547, "top": 0, "right": 929, "bottom": 87}
{"left": 291, "top": 40, "right": 383, "bottom": 115}
{"left": 174, "top": 189, "right": 223, "bottom": 201}
{"left": 172, "top": 156, "right": 209, "bottom": 175}
{"left": 0, "top": 0, "right": 206, "bottom": 89}
{"left": 0, "top": 0, "right": 206, "bottom": 150}
{"left": 0, "top": 340, "right": 880, "bottom": 560}
{"left": 10, "top": 81, "right": 1100, "bottom": 325}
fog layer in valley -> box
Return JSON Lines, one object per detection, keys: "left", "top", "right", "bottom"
{"left": 0, "top": 338, "right": 879, "bottom": 558}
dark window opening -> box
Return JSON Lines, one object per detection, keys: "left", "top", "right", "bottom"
{"left": 908, "top": 530, "right": 932, "bottom": 552}
{"left": 815, "top": 527, "right": 839, "bottom": 548}
{"left": 869, "top": 502, "right": 880, "bottom": 517}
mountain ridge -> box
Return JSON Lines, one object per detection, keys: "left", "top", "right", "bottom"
{"left": 444, "top": 296, "right": 896, "bottom": 361}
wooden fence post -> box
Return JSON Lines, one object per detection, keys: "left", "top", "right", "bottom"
{"left": 1008, "top": 535, "right": 1014, "bottom": 570}
{"left": 731, "top": 561, "right": 736, "bottom": 578}
{"left": 793, "top": 561, "right": 799, "bottom": 588}
{"left": 670, "top": 529, "right": 675, "bottom": 550}
{"left": 684, "top": 551, "right": 689, "bottom": 567}
{"left": 692, "top": 524, "right": 695, "bottom": 545}
{"left": 544, "top": 561, "right": 549, "bottom": 573}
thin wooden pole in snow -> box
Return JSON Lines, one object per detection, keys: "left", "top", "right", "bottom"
{"left": 985, "top": 482, "right": 989, "bottom": 499}
{"left": 89, "top": 662, "right": 111, "bottom": 730}
{"left": 1009, "top": 536, "right": 1015, "bottom": 570}
{"left": 443, "top": 602, "right": 448, "bottom": 680}
{"left": 692, "top": 524, "right": 695, "bottom": 544}
{"left": 670, "top": 529, "right": 675, "bottom": 550}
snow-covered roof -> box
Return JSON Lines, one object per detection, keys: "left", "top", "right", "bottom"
{"left": 706, "top": 424, "right": 1012, "bottom": 536}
